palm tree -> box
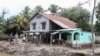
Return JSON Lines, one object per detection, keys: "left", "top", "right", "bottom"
{"left": 6, "top": 15, "right": 28, "bottom": 35}
{"left": 34, "top": 5, "right": 44, "bottom": 13}
{"left": 21, "top": 6, "right": 31, "bottom": 20}
{"left": 20, "top": 6, "right": 32, "bottom": 30}
{"left": 48, "top": 4, "right": 60, "bottom": 15}
{"left": 18, "top": 15, "right": 28, "bottom": 30}
{"left": 0, "top": 9, "right": 7, "bottom": 33}
{"left": 5, "top": 6, "right": 30, "bottom": 35}
{"left": 0, "top": 16, "right": 6, "bottom": 33}
{"left": 0, "top": 20, "right": 4, "bottom": 33}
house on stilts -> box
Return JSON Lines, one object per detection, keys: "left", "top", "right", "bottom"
{"left": 23, "top": 13, "right": 95, "bottom": 47}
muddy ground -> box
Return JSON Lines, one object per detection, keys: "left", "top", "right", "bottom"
{"left": 0, "top": 39, "right": 100, "bottom": 56}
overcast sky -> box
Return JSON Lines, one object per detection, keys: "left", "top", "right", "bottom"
{"left": 0, "top": 0, "right": 100, "bottom": 19}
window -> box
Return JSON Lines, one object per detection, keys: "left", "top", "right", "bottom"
{"left": 36, "top": 15, "right": 41, "bottom": 19}
{"left": 41, "top": 22, "right": 46, "bottom": 29}
{"left": 74, "top": 33, "right": 80, "bottom": 40}
{"left": 33, "top": 23, "right": 36, "bottom": 30}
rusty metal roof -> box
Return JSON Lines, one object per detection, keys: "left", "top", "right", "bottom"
{"left": 30, "top": 13, "right": 77, "bottom": 29}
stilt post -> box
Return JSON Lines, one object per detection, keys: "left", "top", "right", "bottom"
{"left": 50, "top": 34, "right": 53, "bottom": 46}
{"left": 59, "top": 32, "right": 61, "bottom": 45}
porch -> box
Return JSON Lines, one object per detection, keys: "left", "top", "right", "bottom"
{"left": 23, "top": 29, "right": 80, "bottom": 47}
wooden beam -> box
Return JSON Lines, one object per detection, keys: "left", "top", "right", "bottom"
{"left": 50, "top": 34, "right": 53, "bottom": 46}
{"left": 36, "top": 35, "right": 39, "bottom": 46}
{"left": 59, "top": 32, "right": 62, "bottom": 44}
{"left": 59, "top": 33, "right": 61, "bottom": 40}
{"left": 39, "top": 34, "right": 41, "bottom": 44}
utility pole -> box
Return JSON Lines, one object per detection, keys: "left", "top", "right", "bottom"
{"left": 77, "top": 0, "right": 96, "bottom": 55}
{"left": 91, "top": 0, "right": 96, "bottom": 56}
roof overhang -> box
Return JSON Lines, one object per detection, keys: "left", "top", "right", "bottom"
{"left": 23, "top": 30, "right": 50, "bottom": 33}
{"left": 23, "top": 28, "right": 79, "bottom": 33}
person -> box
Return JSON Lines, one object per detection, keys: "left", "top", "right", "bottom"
{"left": 22, "top": 36, "right": 26, "bottom": 43}
{"left": 9, "top": 34, "right": 13, "bottom": 44}
{"left": 15, "top": 34, "right": 18, "bottom": 43}
{"left": 53, "top": 39, "right": 55, "bottom": 44}
{"left": 34, "top": 35, "right": 37, "bottom": 43}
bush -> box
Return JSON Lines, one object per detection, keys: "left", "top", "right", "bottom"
{"left": 0, "top": 33, "right": 8, "bottom": 41}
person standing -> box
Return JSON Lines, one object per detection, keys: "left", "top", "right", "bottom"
{"left": 15, "top": 34, "right": 18, "bottom": 44}
{"left": 22, "top": 36, "right": 27, "bottom": 43}
{"left": 9, "top": 33, "right": 13, "bottom": 44}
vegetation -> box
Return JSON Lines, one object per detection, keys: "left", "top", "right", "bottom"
{"left": 5, "top": 6, "right": 30, "bottom": 35}
{"left": 1, "top": 2, "right": 100, "bottom": 35}
{"left": 0, "top": 17, "right": 6, "bottom": 33}
{"left": 0, "top": 9, "right": 7, "bottom": 34}
{"left": 95, "top": 2, "right": 100, "bottom": 32}
{"left": 59, "top": 6, "right": 91, "bottom": 31}
{"left": 48, "top": 4, "right": 60, "bottom": 15}
{"left": 34, "top": 5, "right": 44, "bottom": 13}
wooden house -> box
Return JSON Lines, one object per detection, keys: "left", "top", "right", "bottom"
{"left": 24, "top": 13, "right": 95, "bottom": 47}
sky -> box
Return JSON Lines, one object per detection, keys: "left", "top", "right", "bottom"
{"left": 0, "top": 0, "right": 100, "bottom": 19}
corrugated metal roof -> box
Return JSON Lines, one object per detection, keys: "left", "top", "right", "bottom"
{"left": 40, "top": 13, "right": 77, "bottom": 28}
{"left": 30, "top": 13, "right": 77, "bottom": 29}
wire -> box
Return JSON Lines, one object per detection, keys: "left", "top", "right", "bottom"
{"left": 78, "top": 0, "right": 92, "bottom": 6}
